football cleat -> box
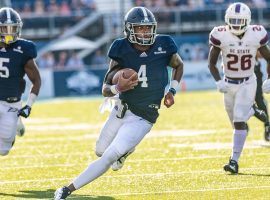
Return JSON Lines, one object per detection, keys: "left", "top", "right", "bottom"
{"left": 253, "top": 105, "right": 268, "bottom": 123}
{"left": 111, "top": 148, "right": 135, "bottom": 171}
{"left": 54, "top": 186, "right": 71, "bottom": 200}
{"left": 264, "top": 123, "right": 270, "bottom": 141}
{"left": 224, "top": 159, "right": 238, "bottom": 174}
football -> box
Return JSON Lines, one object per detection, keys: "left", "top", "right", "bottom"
{"left": 112, "top": 68, "right": 138, "bottom": 84}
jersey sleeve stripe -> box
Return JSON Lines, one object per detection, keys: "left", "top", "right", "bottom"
{"left": 209, "top": 35, "right": 221, "bottom": 46}
{"left": 260, "top": 34, "right": 269, "bottom": 45}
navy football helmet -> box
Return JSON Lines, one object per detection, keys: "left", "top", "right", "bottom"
{"left": 0, "top": 7, "right": 22, "bottom": 44}
{"left": 124, "top": 7, "right": 157, "bottom": 46}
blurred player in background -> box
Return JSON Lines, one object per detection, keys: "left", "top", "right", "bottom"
{"left": 55, "top": 6, "right": 183, "bottom": 199}
{"left": 254, "top": 51, "right": 270, "bottom": 141}
{"left": 0, "top": 7, "right": 41, "bottom": 156}
{"left": 208, "top": 2, "right": 270, "bottom": 174}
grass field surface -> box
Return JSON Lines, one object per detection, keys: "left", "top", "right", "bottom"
{"left": 1, "top": 90, "right": 270, "bottom": 200}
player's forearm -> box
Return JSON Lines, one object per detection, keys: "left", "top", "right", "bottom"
{"left": 169, "top": 53, "right": 184, "bottom": 82}
{"left": 209, "top": 65, "right": 221, "bottom": 81}
{"left": 172, "top": 62, "right": 183, "bottom": 82}
{"left": 29, "top": 78, "right": 41, "bottom": 96}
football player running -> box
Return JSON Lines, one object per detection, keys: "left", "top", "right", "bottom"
{"left": 54, "top": 6, "right": 183, "bottom": 199}
{"left": 0, "top": 7, "right": 41, "bottom": 156}
{"left": 208, "top": 2, "right": 270, "bottom": 174}
{"left": 254, "top": 52, "right": 270, "bottom": 141}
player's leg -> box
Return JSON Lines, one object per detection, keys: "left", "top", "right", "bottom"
{"left": 110, "top": 111, "right": 152, "bottom": 171}
{"left": 54, "top": 111, "right": 152, "bottom": 199}
{"left": 224, "top": 76, "right": 256, "bottom": 174}
{"left": 95, "top": 108, "right": 123, "bottom": 157}
{"left": 0, "top": 103, "right": 19, "bottom": 156}
{"left": 224, "top": 84, "right": 236, "bottom": 127}
{"left": 255, "top": 77, "right": 270, "bottom": 140}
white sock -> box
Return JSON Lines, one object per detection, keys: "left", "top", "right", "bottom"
{"left": 231, "top": 129, "right": 248, "bottom": 162}
{"left": 72, "top": 147, "right": 118, "bottom": 190}
{"left": 72, "top": 158, "right": 110, "bottom": 189}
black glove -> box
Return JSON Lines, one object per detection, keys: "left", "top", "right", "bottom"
{"left": 17, "top": 105, "right": 31, "bottom": 118}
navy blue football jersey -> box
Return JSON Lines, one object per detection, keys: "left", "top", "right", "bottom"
{"left": 108, "top": 35, "right": 178, "bottom": 123}
{"left": 0, "top": 39, "right": 37, "bottom": 102}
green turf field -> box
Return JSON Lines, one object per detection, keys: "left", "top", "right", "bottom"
{"left": 1, "top": 90, "right": 270, "bottom": 200}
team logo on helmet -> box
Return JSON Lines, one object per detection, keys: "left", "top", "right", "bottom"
{"left": 225, "top": 2, "right": 251, "bottom": 36}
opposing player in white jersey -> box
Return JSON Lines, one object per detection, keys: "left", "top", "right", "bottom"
{"left": 208, "top": 2, "right": 270, "bottom": 174}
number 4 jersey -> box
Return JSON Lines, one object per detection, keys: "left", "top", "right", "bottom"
{"left": 108, "top": 35, "right": 178, "bottom": 123}
{"left": 209, "top": 25, "right": 268, "bottom": 78}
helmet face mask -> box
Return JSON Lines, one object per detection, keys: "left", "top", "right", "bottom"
{"left": 0, "top": 7, "right": 23, "bottom": 44}
{"left": 124, "top": 7, "right": 157, "bottom": 46}
{"left": 126, "top": 23, "right": 157, "bottom": 45}
{"left": 225, "top": 3, "right": 251, "bottom": 36}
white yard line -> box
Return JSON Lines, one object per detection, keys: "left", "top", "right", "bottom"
{"left": 1, "top": 153, "right": 270, "bottom": 169}
{"left": 24, "top": 118, "right": 72, "bottom": 124}
{"left": 1, "top": 168, "right": 270, "bottom": 185}
{"left": 106, "top": 186, "right": 270, "bottom": 197}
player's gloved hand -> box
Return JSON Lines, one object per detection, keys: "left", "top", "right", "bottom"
{"left": 262, "top": 79, "right": 270, "bottom": 93}
{"left": 116, "top": 72, "right": 138, "bottom": 92}
{"left": 215, "top": 79, "right": 228, "bottom": 93}
{"left": 17, "top": 105, "right": 31, "bottom": 118}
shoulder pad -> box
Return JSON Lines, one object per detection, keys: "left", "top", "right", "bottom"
{"left": 18, "top": 39, "right": 37, "bottom": 59}
{"left": 250, "top": 25, "right": 269, "bottom": 46}
{"left": 156, "top": 35, "right": 178, "bottom": 54}
{"left": 107, "top": 38, "right": 125, "bottom": 61}
{"left": 209, "top": 26, "right": 226, "bottom": 47}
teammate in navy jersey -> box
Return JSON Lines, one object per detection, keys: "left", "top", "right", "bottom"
{"left": 254, "top": 52, "right": 270, "bottom": 141}
{"left": 55, "top": 6, "right": 183, "bottom": 199}
{"left": 0, "top": 7, "right": 41, "bottom": 156}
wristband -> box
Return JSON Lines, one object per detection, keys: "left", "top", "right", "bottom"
{"left": 169, "top": 88, "right": 176, "bottom": 96}
{"left": 171, "top": 80, "right": 179, "bottom": 90}
{"left": 110, "top": 85, "right": 119, "bottom": 95}
{"left": 26, "top": 93, "right": 37, "bottom": 107}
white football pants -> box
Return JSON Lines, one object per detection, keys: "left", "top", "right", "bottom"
{"left": 96, "top": 108, "right": 153, "bottom": 158}
{"left": 0, "top": 101, "right": 20, "bottom": 156}
{"left": 224, "top": 74, "right": 257, "bottom": 123}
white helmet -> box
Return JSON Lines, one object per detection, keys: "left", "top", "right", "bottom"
{"left": 225, "top": 2, "right": 251, "bottom": 35}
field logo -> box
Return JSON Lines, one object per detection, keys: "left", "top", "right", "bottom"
{"left": 66, "top": 71, "right": 100, "bottom": 94}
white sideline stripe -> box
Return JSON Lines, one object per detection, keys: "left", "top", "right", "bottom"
{"left": 1, "top": 167, "right": 270, "bottom": 185}
{"left": 2, "top": 152, "right": 270, "bottom": 169}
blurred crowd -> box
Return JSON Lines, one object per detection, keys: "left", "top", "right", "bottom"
{"left": 134, "top": 0, "right": 268, "bottom": 10}
{"left": 37, "top": 49, "right": 107, "bottom": 70}
{"left": 12, "top": 0, "right": 96, "bottom": 16}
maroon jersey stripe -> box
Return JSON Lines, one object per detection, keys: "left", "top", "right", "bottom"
{"left": 210, "top": 35, "right": 221, "bottom": 46}
{"left": 260, "top": 34, "right": 269, "bottom": 45}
